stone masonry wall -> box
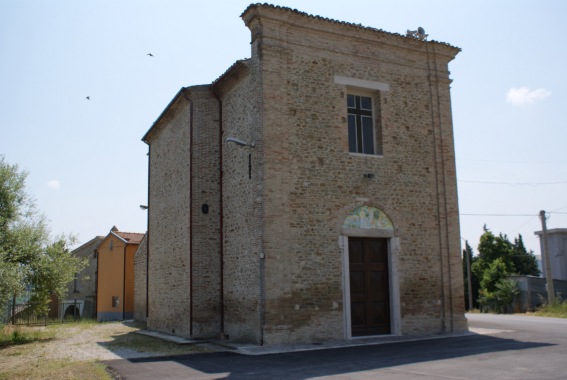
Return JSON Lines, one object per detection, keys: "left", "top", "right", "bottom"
{"left": 241, "top": 5, "right": 466, "bottom": 343}
{"left": 145, "top": 4, "right": 466, "bottom": 345}
{"left": 146, "top": 95, "right": 192, "bottom": 337}
{"left": 219, "top": 60, "right": 265, "bottom": 343}
{"left": 145, "top": 86, "right": 222, "bottom": 338}
{"left": 133, "top": 234, "right": 147, "bottom": 322}
{"left": 187, "top": 86, "right": 222, "bottom": 338}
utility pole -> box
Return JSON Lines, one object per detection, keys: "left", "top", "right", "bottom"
{"left": 539, "top": 210, "right": 555, "bottom": 304}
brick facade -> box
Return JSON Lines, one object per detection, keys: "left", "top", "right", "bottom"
{"left": 142, "top": 4, "right": 467, "bottom": 345}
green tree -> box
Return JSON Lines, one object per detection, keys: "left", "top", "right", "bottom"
{"left": 511, "top": 235, "right": 540, "bottom": 276}
{"left": 0, "top": 156, "right": 86, "bottom": 317}
{"left": 476, "top": 226, "right": 515, "bottom": 274}
{"left": 462, "top": 241, "right": 480, "bottom": 310}
{"left": 472, "top": 226, "right": 538, "bottom": 313}
{"left": 493, "top": 278, "right": 520, "bottom": 313}
{"left": 477, "top": 257, "right": 515, "bottom": 312}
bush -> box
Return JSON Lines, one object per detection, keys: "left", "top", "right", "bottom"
{"left": 479, "top": 278, "right": 519, "bottom": 313}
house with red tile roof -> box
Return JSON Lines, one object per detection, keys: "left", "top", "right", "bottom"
{"left": 96, "top": 226, "right": 145, "bottom": 321}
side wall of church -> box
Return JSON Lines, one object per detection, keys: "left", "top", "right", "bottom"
{"left": 146, "top": 87, "right": 223, "bottom": 339}
{"left": 146, "top": 96, "right": 192, "bottom": 337}
{"left": 219, "top": 61, "right": 266, "bottom": 343}
{"left": 188, "top": 87, "right": 222, "bottom": 337}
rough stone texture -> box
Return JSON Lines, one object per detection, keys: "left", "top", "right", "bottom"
{"left": 134, "top": 234, "right": 147, "bottom": 322}
{"left": 142, "top": 4, "right": 467, "bottom": 345}
{"left": 144, "top": 86, "right": 222, "bottom": 338}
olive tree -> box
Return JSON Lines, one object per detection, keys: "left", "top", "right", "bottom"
{"left": 0, "top": 156, "right": 85, "bottom": 317}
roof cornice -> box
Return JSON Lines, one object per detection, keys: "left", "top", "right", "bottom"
{"left": 241, "top": 3, "right": 460, "bottom": 58}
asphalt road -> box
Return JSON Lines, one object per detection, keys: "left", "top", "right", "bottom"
{"left": 105, "top": 314, "right": 567, "bottom": 379}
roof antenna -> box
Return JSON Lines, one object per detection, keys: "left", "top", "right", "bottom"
{"left": 406, "top": 27, "right": 428, "bottom": 40}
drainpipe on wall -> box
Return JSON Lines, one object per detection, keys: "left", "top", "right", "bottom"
{"left": 123, "top": 245, "right": 126, "bottom": 320}
{"left": 146, "top": 148, "right": 150, "bottom": 319}
{"left": 181, "top": 89, "right": 195, "bottom": 337}
{"left": 211, "top": 87, "right": 226, "bottom": 340}
{"left": 430, "top": 43, "right": 454, "bottom": 332}
{"left": 95, "top": 248, "right": 99, "bottom": 320}
{"left": 425, "top": 40, "right": 447, "bottom": 332}
{"left": 426, "top": 41, "right": 454, "bottom": 332}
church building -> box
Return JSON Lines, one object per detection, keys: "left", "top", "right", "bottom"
{"left": 141, "top": 4, "right": 467, "bottom": 345}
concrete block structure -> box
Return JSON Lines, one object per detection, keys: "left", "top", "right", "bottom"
{"left": 535, "top": 228, "right": 567, "bottom": 281}
{"left": 142, "top": 4, "right": 467, "bottom": 345}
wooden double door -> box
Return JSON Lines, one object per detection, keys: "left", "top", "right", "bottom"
{"left": 348, "top": 237, "right": 391, "bottom": 336}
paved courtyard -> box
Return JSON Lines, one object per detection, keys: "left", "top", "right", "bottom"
{"left": 105, "top": 314, "right": 567, "bottom": 379}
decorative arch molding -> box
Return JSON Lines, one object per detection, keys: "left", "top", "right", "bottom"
{"left": 338, "top": 205, "right": 401, "bottom": 338}
{"left": 340, "top": 205, "right": 395, "bottom": 238}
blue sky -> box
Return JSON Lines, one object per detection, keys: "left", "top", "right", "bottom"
{"left": 1, "top": 0, "right": 566, "bottom": 258}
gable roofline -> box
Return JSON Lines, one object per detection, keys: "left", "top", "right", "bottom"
{"left": 71, "top": 235, "right": 104, "bottom": 253}
{"left": 110, "top": 230, "right": 145, "bottom": 245}
{"left": 241, "top": 3, "right": 460, "bottom": 52}
{"left": 143, "top": 60, "right": 251, "bottom": 144}
{"left": 95, "top": 226, "right": 145, "bottom": 247}
{"left": 142, "top": 87, "right": 187, "bottom": 144}
{"left": 211, "top": 59, "right": 251, "bottom": 93}
{"left": 142, "top": 84, "right": 214, "bottom": 144}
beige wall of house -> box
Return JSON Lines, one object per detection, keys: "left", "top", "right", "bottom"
{"left": 67, "top": 236, "right": 103, "bottom": 319}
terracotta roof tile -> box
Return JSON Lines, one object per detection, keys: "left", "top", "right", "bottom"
{"left": 241, "top": 3, "right": 460, "bottom": 50}
{"left": 114, "top": 232, "right": 145, "bottom": 245}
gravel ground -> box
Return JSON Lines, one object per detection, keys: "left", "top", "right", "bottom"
{"left": 1, "top": 321, "right": 207, "bottom": 377}
{"left": 41, "top": 323, "right": 162, "bottom": 361}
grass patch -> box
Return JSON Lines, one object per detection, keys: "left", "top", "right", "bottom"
{"left": 0, "top": 321, "right": 210, "bottom": 380}
{"left": 0, "top": 325, "right": 55, "bottom": 347}
{"left": 0, "top": 359, "right": 111, "bottom": 380}
{"left": 532, "top": 298, "right": 567, "bottom": 318}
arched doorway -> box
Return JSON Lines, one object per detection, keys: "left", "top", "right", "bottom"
{"left": 341, "top": 206, "right": 400, "bottom": 338}
{"left": 64, "top": 305, "right": 80, "bottom": 321}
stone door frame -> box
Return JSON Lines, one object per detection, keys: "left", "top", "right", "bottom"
{"left": 340, "top": 228, "right": 401, "bottom": 339}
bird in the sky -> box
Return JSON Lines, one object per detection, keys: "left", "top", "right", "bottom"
{"left": 147, "top": 53, "right": 154, "bottom": 57}
{"left": 86, "top": 96, "right": 90, "bottom": 100}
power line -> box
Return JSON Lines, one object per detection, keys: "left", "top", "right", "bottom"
{"left": 458, "top": 180, "right": 567, "bottom": 186}
{"left": 460, "top": 213, "right": 536, "bottom": 217}
{"left": 457, "top": 158, "right": 567, "bottom": 165}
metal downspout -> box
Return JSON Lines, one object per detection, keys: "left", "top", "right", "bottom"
{"left": 211, "top": 87, "right": 226, "bottom": 339}
{"left": 123, "top": 245, "right": 126, "bottom": 320}
{"left": 426, "top": 40, "right": 447, "bottom": 331}
{"left": 146, "top": 148, "right": 150, "bottom": 319}
{"left": 95, "top": 248, "right": 99, "bottom": 320}
{"left": 431, "top": 44, "right": 454, "bottom": 331}
{"left": 181, "top": 89, "right": 194, "bottom": 337}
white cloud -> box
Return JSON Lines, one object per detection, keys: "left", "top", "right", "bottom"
{"left": 47, "top": 180, "right": 61, "bottom": 190}
{"left": 506, "top": 86, "right": 551, "bottom": 106}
